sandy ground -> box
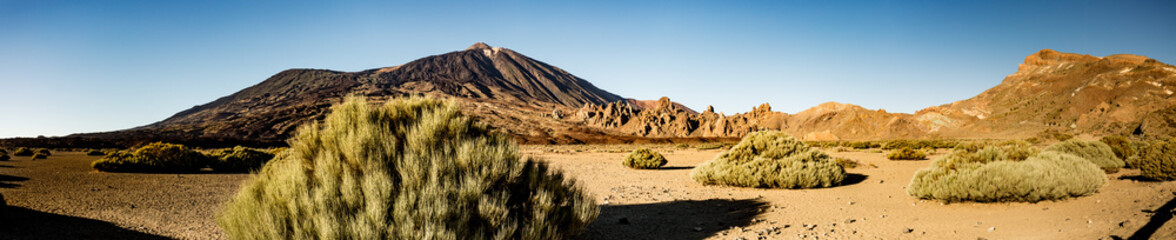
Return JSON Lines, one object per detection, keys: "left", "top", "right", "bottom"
{"left": 2, "top": 148, "right": 1175, "bottom": 240}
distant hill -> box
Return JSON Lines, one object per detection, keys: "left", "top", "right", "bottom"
{"left": 24, "top": 47, "right": 1171, "bottom": 148}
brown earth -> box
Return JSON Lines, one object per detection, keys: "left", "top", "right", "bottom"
{"left": 2, "top": 150, "right": 1174, "bottom": 240}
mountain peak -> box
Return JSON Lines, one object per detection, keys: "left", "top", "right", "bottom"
{"left": 467, "top": 42, "right": 492, "bottom": 50}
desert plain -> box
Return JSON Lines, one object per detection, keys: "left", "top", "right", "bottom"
{"left": 2, "top": 146, "right": 1173, "bottom": 240}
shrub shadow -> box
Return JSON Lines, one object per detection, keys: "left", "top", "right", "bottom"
{"left": 1129, "top": 192, "right": 1176, "bottom": 240}
{"left": 840, "top": 173, "right": 868, "bottom": 186}
{"left": 0, "top": 174, "right": 28, "bottom": 188}
{"left": 0, "top": 206, "right": 170, "bottom": 239}
{"left": 1118, "top": 175, "right": 1162, "bottom": 182}
{"left": 0, "top": 164, "right": 16, "bottom": 168}
{"left": 657, "top": 166, "right": 694, "bottom": 170}
{"left": 578, "top": 198, "right": 767, "bottom": 240}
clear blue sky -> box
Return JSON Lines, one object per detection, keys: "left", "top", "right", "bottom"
{"left": 2, "top": 0, "right": 1174, "bottom": 138}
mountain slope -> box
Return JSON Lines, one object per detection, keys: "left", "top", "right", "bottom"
{"left": 78, "top": 43, "right": 625, "bottom": 143}
{"left": 928, "top": 49, "right": 1176, "bottom": 138}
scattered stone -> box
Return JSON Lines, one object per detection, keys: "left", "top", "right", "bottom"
{"left": 848, "top": 201, "right": 855, "bottom": 205}
{"left": 617, "top": 217, "right": 630, "bottom": 225}
{"left": 693, "top": 226, "right": 703, "bottom": 232}
{"left": 987, "top": 227, "right": 995, "bottom": 232}
{"left": 904, "top": 228, "right": 914, "bottom": 233}
{"left": 844, "top": 219, "right": 856, "bottom": 224}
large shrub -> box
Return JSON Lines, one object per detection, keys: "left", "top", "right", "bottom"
{"left": 12, "top": 148, "right": 32, "bottom": 156}
{"left": 691, "top": 131, "right": 845, "bottom": 188}
{"left": 217, "top": 97, "right": 597, "bottom": 239}
{"left": 887, "top": 147, "right": 927, "bottom": 160}
{"left": 1138, "top": 139, "right": 1176, "bottom": 181}
{"left": 35, "top": 148, "right": 51, "bottom": 156}
{"left": 908, "top": 146, "right": 1106, "bottom": 202}
{"left": 623, "top": 148, "right": 667, "bottom": 169}
{"left": 31, "top": 153, "right": 47, "bottom": 160}
{"left": 1099, "top": 136, "right": 1135, "bottom": 161}
{"left": 91, "top": 142, "right": 208, "bottom": 172}
{"left": 1043, "top": 139, "right": 1124, "bottom": 173}
{"left": 205, "top": 146, "right": 274, "bottom": 173}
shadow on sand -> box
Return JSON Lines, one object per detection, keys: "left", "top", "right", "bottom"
{"left": 841, "top": 173, "right": 868, "bottom": 186}
{"left": 1118, "top": 175, "right": 1163, "bottom": 182}
{"left": 0, "top": 174, "right": 28, "bottom": 188}
{"left": 578, "top": 198, "right": 768, "bottom": 240}
{"left": 0, "top": 206, "right": 170, "bottom": 240}
{"left": 656, "top": 166, "right": 695, "bottom": 170}
{"left": 1130, "top": 192, "right": 1176, "bottom": 240}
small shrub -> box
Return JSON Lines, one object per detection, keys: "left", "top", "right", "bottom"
{"left": 31, "top": 153, "right": 47, "bottom": 160}
{"left": 691, "top": 131, "right": 845, "bottom": 188}
{"left": 887, "top": 147, "right": 927, "bottom": 160}
{"left": 1043, "top": 139, "right": 1124, "bottom": 173}
{"left": 1137, "top": 139, "right": 1176, "bottom": 181}
{"left": 91, "top": 142, "right": 208, "bottom": 172}
{"left": 217, "top": 97, "right": 597, "bottom": 239}
{"left": 834, "top": 157, "right": 859, "bottom": 169}
{"left": 908, "top": 146, "right": 1106, "bottom": 202}
{"left": 35, "top": 148, "right": 51, "bottom": 156}
{"left": 623, "top": 148, "right": 667, "bottom": 169}
{"left": 674, "top": 143, "right": 690, "bottom": 149}
{"left": 205, "top": 146, "right": 275, "bottom": 172}
{"left": 85, "top": 149, "right": 105, "bottom": 156}
{"left": 846, "top": 141, "right": 877, "bottom": 149}
{"left": 12, "top": 148, "right": 32, "bottom": 156}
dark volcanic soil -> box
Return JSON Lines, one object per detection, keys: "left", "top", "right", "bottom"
{"left": 0, "top": 152, "right": 246, "bottom": 239}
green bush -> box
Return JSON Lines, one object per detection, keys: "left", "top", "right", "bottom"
{"left": 35, "top": 148, "right": 51, "bottom": 156}
{"left": 205, "top": 146, "right": 274, "bottom": 172}
{"left": 1043, "top": 139, "right": 1124, "bottom": 173}
{"left": 1099, "top": 135, "right": 1135, "bottom": 161}
{"left": 887, "top": 147, "right": 927, "bottom": 160}
{"left": 31, "top": 152, "right": 47, "bottom": 160}
{"left": 1137, "top": 139, "right": 1176, "bottom": 181}
{"left": 90, "top": 142, "right": 208, "bottom": 172}
{"left": 623, "top": 148, "right": 667, "bottom": 169}
{"left": 691, "top": 131, "right": 846, "bottom": 188}
{"left": 12, "top": 148, "right": 33, "bottom": 156}
{"left": 217, "top": 97, "right": 597, "bottom": 239}
{"left": 908, "top": 146, "right": 1106, "bottom": 202}
{"left": 85, "top": 149, "right": 105, "bottom": 156}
